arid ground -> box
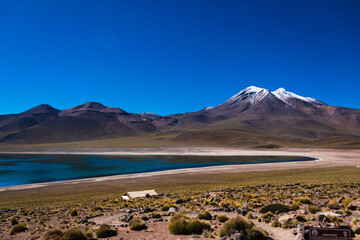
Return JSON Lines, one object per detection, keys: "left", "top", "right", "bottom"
{"left": 1, "top": 148, "right": 360, "bottom": 240}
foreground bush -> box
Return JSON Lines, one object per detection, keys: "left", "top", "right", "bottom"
{"left": 61, "top": 228, "right": 87, "bottom": 240}
{"left": 169, "top": 214, "right": 210, "bottom": 235}
{"left": 246, "top": 227, "right": 268, "bottom": 240}
{"left": 296, "top": 197, "right": 311, "bottom": 204}
{"left": 69, "top": 209, "right": 78, "bottom": 217}
{"left": 44, "top": 229, "right": 63, "bottom": 240}
{"left": 218, "top": 216, "right": 254, "bottom": 237}
{"left": 198, "top": 210, "right": 212, "bottom": 220}
{"left": 290, "top": 202, "right": 300, "bottom": 210}
{"left": 160, "top": 203, "right": 176, "bottom": 211}
{"left": 129, "top": 217, "right": 147, "bottom": 231}
{"left": 90, "top": 206, "right": 103, "bottom": 212}
{"left": 271, "top": 220, "right": 281, "bottom": 227}
{"left": 260, "top": 204, "right": 290, "bottom": 214}
{"left": 151, "top": 213, "right": 161, "bottom": 218}
{"left": 95, "top": 224, "right": 117, "bottom": 238}
{"left": 217, "top": 214, "right": 229, "bottom": 223}
{"left": 257, "top": 211, "right": 275, "bottom": 223}
{"left": 308, "top": 205, "right": 321, "bottom": 214}
{"left": 219, "top": 216, "right": 268, "bottom": 239}
{"left": 10, "top": 217, "right": 19, "bottom": 226}
{"left": 9, "top": 224, "right": 27, "bottom": 235}
{"left": 246, "top": 212, "right": 254, "bottom": 219}
{"left": 328, "top": 200, "right": 341, "bottom": 209}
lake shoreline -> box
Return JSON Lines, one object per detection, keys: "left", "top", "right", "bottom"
{"left": 0, "top": 147, "right": 359, "bottom": 192}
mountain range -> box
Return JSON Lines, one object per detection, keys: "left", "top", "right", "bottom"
{"left": 1, "top": 86, "right": 360, "bottom": 148}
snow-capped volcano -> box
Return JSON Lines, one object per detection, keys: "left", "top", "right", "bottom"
{"left": 226, "top": 86, "right": 271, "bottom": 104}
{"left": 225, "top": 86, "right": 324, "bottom": 107}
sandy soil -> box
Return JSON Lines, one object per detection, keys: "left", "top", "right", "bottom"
{"left": 0, "top": 147, "right": 359, "bottom": 192}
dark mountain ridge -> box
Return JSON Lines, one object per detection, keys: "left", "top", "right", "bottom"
{"left": 1, "top": 87, "right": 360, "bottom": 146}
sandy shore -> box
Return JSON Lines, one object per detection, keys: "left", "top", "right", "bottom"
{"left": 1, "top": 147, "right": 359, "bottom": 192}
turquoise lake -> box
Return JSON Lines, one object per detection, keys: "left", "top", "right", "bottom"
{"left": 0, "top": 154, "right": 316, "bottom": 187}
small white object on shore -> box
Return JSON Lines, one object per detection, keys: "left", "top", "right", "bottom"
{"left": 126, "top": 189, "right": 158, "bottom": 199}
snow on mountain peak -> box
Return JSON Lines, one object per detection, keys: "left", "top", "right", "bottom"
{"left": 272, "top": 88, "right": 322, "bottom": 105}
{"left": 244, "top": 86, "right": 266, "bottom": 93}
{"left": 227, "top": 86, "right": 270, "bottom": 104}
{"left": 224, "top": 86, "right": 324, "bottom": 107}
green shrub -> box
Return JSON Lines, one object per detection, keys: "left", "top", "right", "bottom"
{"left": 188, "top": 219, "right": 211, "bottom": 235}
{"left": 257, "top": 211, "right": 275, "bottom": 223}
{"left": 297, "top": 197, "right": 311, "bottom": 204}
{"left": 271, "top": 220, "right": 281, "bottom": 227}
{"left": 151, "top": 213, "right": 161, "bottom": 218}
{"left": 69, "top": 209, "right": 78, "bottom": 217}
{"left": 169, "top": 214, "right": 191, "bottom": 235}
{"left": 160, "top": 204, "right": 176, "bottom": 211}
{"left": 61, "top": 228, "right": 87, "bottom": 240}
{"left": 282, "top": 220, "right": 293, "bottom": 229}
{"left": 260, "top": 204, "right": 290, "bottom": 214}
{"left": 217, "top": 214, "right": 229, "bottom": 223}
{"left": 129, "top": 217, "right": 147, "bottom": 231}
{"left": 246, "top": 227, "right": 268, "bottom": 240}
{"left": 84, "top": 227, "right": 93, "bottom": 239}
{"left": 326, "top": 215, "right": 343, "bottom": 223}
{"left": 344, "top": 209, "right": 352, "bottom": 215}
{"left": 198, "top": 210, "right": 212, "bottom": 220}
{"left": 290, "top": 202, "right": 299, "bottom": 210}
{"left": 10, "top": 217, "right": 19, "bottom": 226}
{"left": 218, "top": 216, "right": 254, "bottom": 237}
{"left": 328, "top": 200, "right": 341, "bottom": 209}
{"left": 308, "top": 205, "right": 321, "bottom": 214}
{"left": 168, "top": 214, "right": 210, "bottom": 235}
{"left": 246, "top": 212, "right": 254, "bottom": 219}
{"left": 351, "top": 217, "right": 358, "bottom": 227}
{"left": 44, "top": 229, "right": 63, "bottom": 240}
{"left": 202, "top": 229, "right": 214, "bottom": 238}
{"left": 95, "top": 224, "right": 117, "bottom": 238}
{"left": 9, "top": 224, "right": 27, "bottom": 235}
{"left": 282, "top": 219, "right": 299, "bottom": 229}
{"left": 90, "top": 206, "right": 103, "bottom": 212}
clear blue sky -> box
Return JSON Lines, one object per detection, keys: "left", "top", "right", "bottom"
{"left": 0, "top": 0, "right": 359, "bottom": 115}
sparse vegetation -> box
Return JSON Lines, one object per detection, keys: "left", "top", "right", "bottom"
{"left": 290, "top": 202, "right": 299, "bottom": 210}
{"left": 69, "top": 209, "right": 78, "bottom": 216}
{"left": 9, "top": 224, "right": 27, "bottom": 235}
{"left": 160, "top": 203, "right": 176, "bottom": 211}
{"left": 308, "top": 205, "right": 321, "bottom": 214}
{"left": 257, "top": 211, "right": 275, "bottom": 223}
{"left": 90, "top": 206, "right": 103, "bottom": 212}
{"left": 296, "top": 197, "right": 311, "bottom": 204}
{"left": 217, "top": 214, "right": 229, "bottom": 223}
{"left": 328, "top": 200, "right": 341, "bottom": 209}
{"left": 0, "top": 166, "right": 360, "bottom": 239}
{"left": 198, "top": 210, "right": 212, "bottom": 220}
{"left": 151, "top": 212, "right": 161, "bottom": 218}
{"left": 246, "top": 212, "right": 255, "bottom": 219}
{"left": 61, "top": 228, "right": 87, "bottom": 240}
{"left": 10, "top": 216, "right": 19, "bottom": 225}
{"left": 218, "top": 216, "right": 267, "bottom": 240}
{"left": 129, "top": 217, "right": 147, "bottom": 231}
{"left": 260, "top": 204, "right": 290, "bottom": 214}
{"left": 168, "top": 214, "right": 210, "bottom": 235}
{"left": 271, "top": 219, "right": 281, "bottom": 227}
{"left": 44, "top": 229, "right": 63, "bottom": 240}
{"left": 95, "top": 224, "right": 117, "bottom": 238}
